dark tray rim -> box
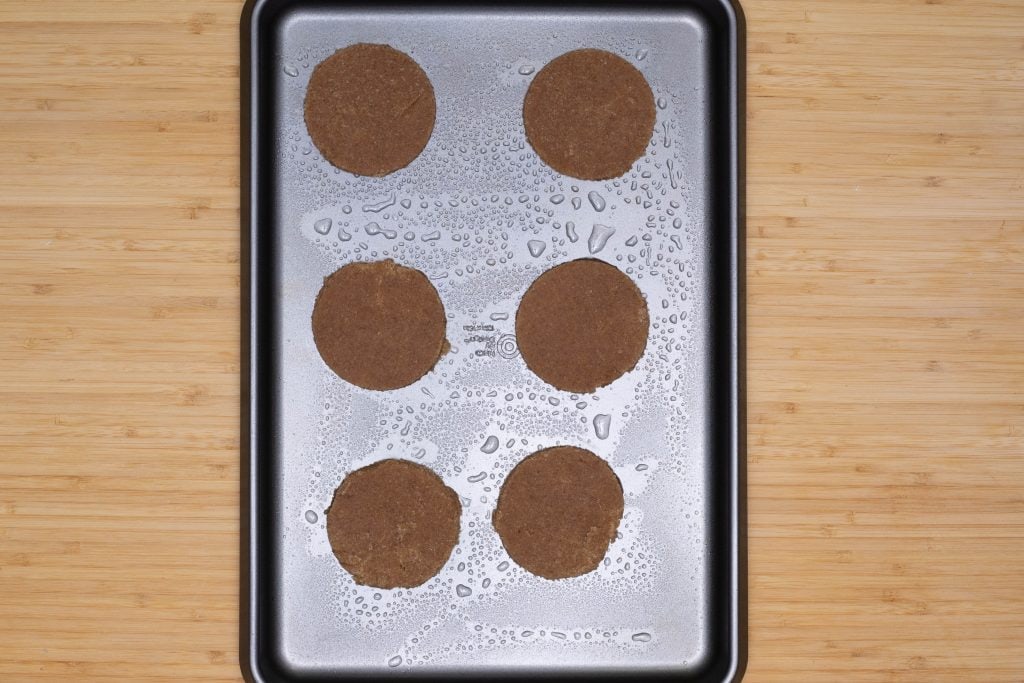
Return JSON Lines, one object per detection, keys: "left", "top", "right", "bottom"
{"left": 240, "top": 1, "right": 745, "bottom": 680}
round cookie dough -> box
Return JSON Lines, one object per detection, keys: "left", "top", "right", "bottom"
{"left": 312, "top": 260, "right": 447, "bottom": 390}
{"left": 493, "top": 446, "right": 624, "bottom": 580}
{"left": 523, "top": 48, "right": 656, "bottom": 180}
{"left": 304, "top": 43, "right": 436, "bottom": 176}
{"left": 515, "top": 259, "right": 649, "bottom": 393}
{"left": 326, "top": 459, "right": 461, "bottom": 589}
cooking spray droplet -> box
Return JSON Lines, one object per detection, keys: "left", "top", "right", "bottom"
{"left": 283, "top": 65, "right": 299, "bottom": 77}
{"left": 388, "top": 655, "right": 403, "bottom": 667}
{"left": 625, "top": 235, "right": 638, "bottom": 247}
{"left": 468, "top": 471, "right": 487, "bottom": 483}
{"left": 527, "top": 240, "right": 546, "bottom": 257}
{"left": 666, "top": 158, "right": 678, "bottom": 190}
{"left": 481, "top": 436, "right": 499, "bottom": 454}
{"left": 497, "top": 561, "right": 510, "bottom": 571}
{"left": 673, "top": 217, "right": 683, "bottom": 229}
{"left": 482, "top": 578, "right": 491, "bottom": 588}
{"left": 422, "top": 231, "right": 441, "bottom": 243}
{"left": 588, "top": 224, "right": 615, "bottom": 254}
{"left": 635, "top": 463, "right": 649, "bottom": 471}
{"left": 588, "top": 191, "right": 606, "bottom": 212}
{"left": 365, "top": 222, "right": 382, "bottom": 236}
{"left": 400, "top": 199, "right": 412, "bottom": 209}
{"left": 552, "top": 631, "right": 567, "bottom": 640}
{"left": 657, "top": 97, "right": 668, "bottom": 109}
{"left": 304, "top": 510, "right": 318, "bottom": 523}
{"left": 632, "top": 632, "right": 652, "bottom": 642}
{"left": 363, "top": 192, "right": 396, "bottom": 213}
{"left": 571, "top": 197, "right": 582, "bottom": 210}
{"left": 551, "top": 194, "right": 565, "bottom": 205}
{"left": 565, "top": 221, "right": 578, "bottom": 243}
{"left": 313, "top": 218, "right": 332, "bottom": 235}
{"left": 455, "top": 584, "right": 472, "bottom": 598}
{"left": 635, "top": 48, "right": 648, "bottom": 61}
{"left": 518, "top": 65, "right": 535, "bottom": 75}
{"left": 413, "top": 448, "right": 426, "bottom": 459}
{"left": 490, "top": 312, "right": 509, "bottom": 321}
{"left": 594, "top": 414, "right": 612, "bottom": 439}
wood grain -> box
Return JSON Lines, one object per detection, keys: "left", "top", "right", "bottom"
{"left": 0, "top": 0, "right": 1021, "bottom": 681}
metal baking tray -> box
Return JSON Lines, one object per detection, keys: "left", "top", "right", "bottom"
{"left": 242, "top": 0, "right": 744, "bottom": 680}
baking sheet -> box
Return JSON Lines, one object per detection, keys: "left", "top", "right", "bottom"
{"left": 242, "top": 0, "right": 744, "bottom": 680}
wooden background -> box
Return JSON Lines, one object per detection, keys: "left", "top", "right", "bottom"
{"left": 1, "top": 0, "right": 1022, "bottom": 680}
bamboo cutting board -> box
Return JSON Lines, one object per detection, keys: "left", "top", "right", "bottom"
{"left": 0, "top": 0, "right": 1022, "bottom": 681}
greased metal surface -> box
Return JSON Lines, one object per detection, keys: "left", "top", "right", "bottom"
{"left": 244, "top": 1, "right": 743, "bottom": 680}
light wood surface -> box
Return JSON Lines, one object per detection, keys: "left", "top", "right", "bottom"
{"left": 0, "top": 0, "right": 1021, "bottom": 680}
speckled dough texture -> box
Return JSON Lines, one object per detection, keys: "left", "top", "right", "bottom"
{"left": 523, "top": 48, "right": 656, "bottom": 180}
{"left": 493, "top": 446, "right": 624, "bottom": 580}
{"left": 304, "top": 43, "right": 436, "bottom": 176}
{"left": 312, "top": 260, "right": 447, "bottom": 390}
{"left": 326, "top": 459, "right": 461, "bottom": 589}
{"left": 515, "top": 259, "right": 649, "bottom": 393}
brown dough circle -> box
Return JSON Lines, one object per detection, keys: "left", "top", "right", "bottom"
{"left": 515, "top": 259, "right": 649, "bottom": 393}
{"left": 304, "top": 43, "right": 436, "bottom": 176}
{"left": 493, "top": 446, "right": 624, "bottom": 580}
{"left": 312, "top": 260, "right": 447, "bottom": 390}
{"left": 523, "top": 48, "right": 656, "bottom": 180}
{"left": 326, "top": 459, "right": 461, "bottom": 589}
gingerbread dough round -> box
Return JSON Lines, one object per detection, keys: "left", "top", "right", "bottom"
{"left": 326, "top": 459, "right": 461, "bottom": 589}
{"left": 312, "top": 260, "right": 447, "bottom": 390}
{"left": 304, "top": 43, "right": 436, "bottom": 176}
{"left": 523, "top": 48, "right": 656, "bottom": 180}
{"left": 515, "top": 259, "right": 649, "bottom": 393}
{"left": 493, "top": 446, "right": 624, "bottom": 580}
